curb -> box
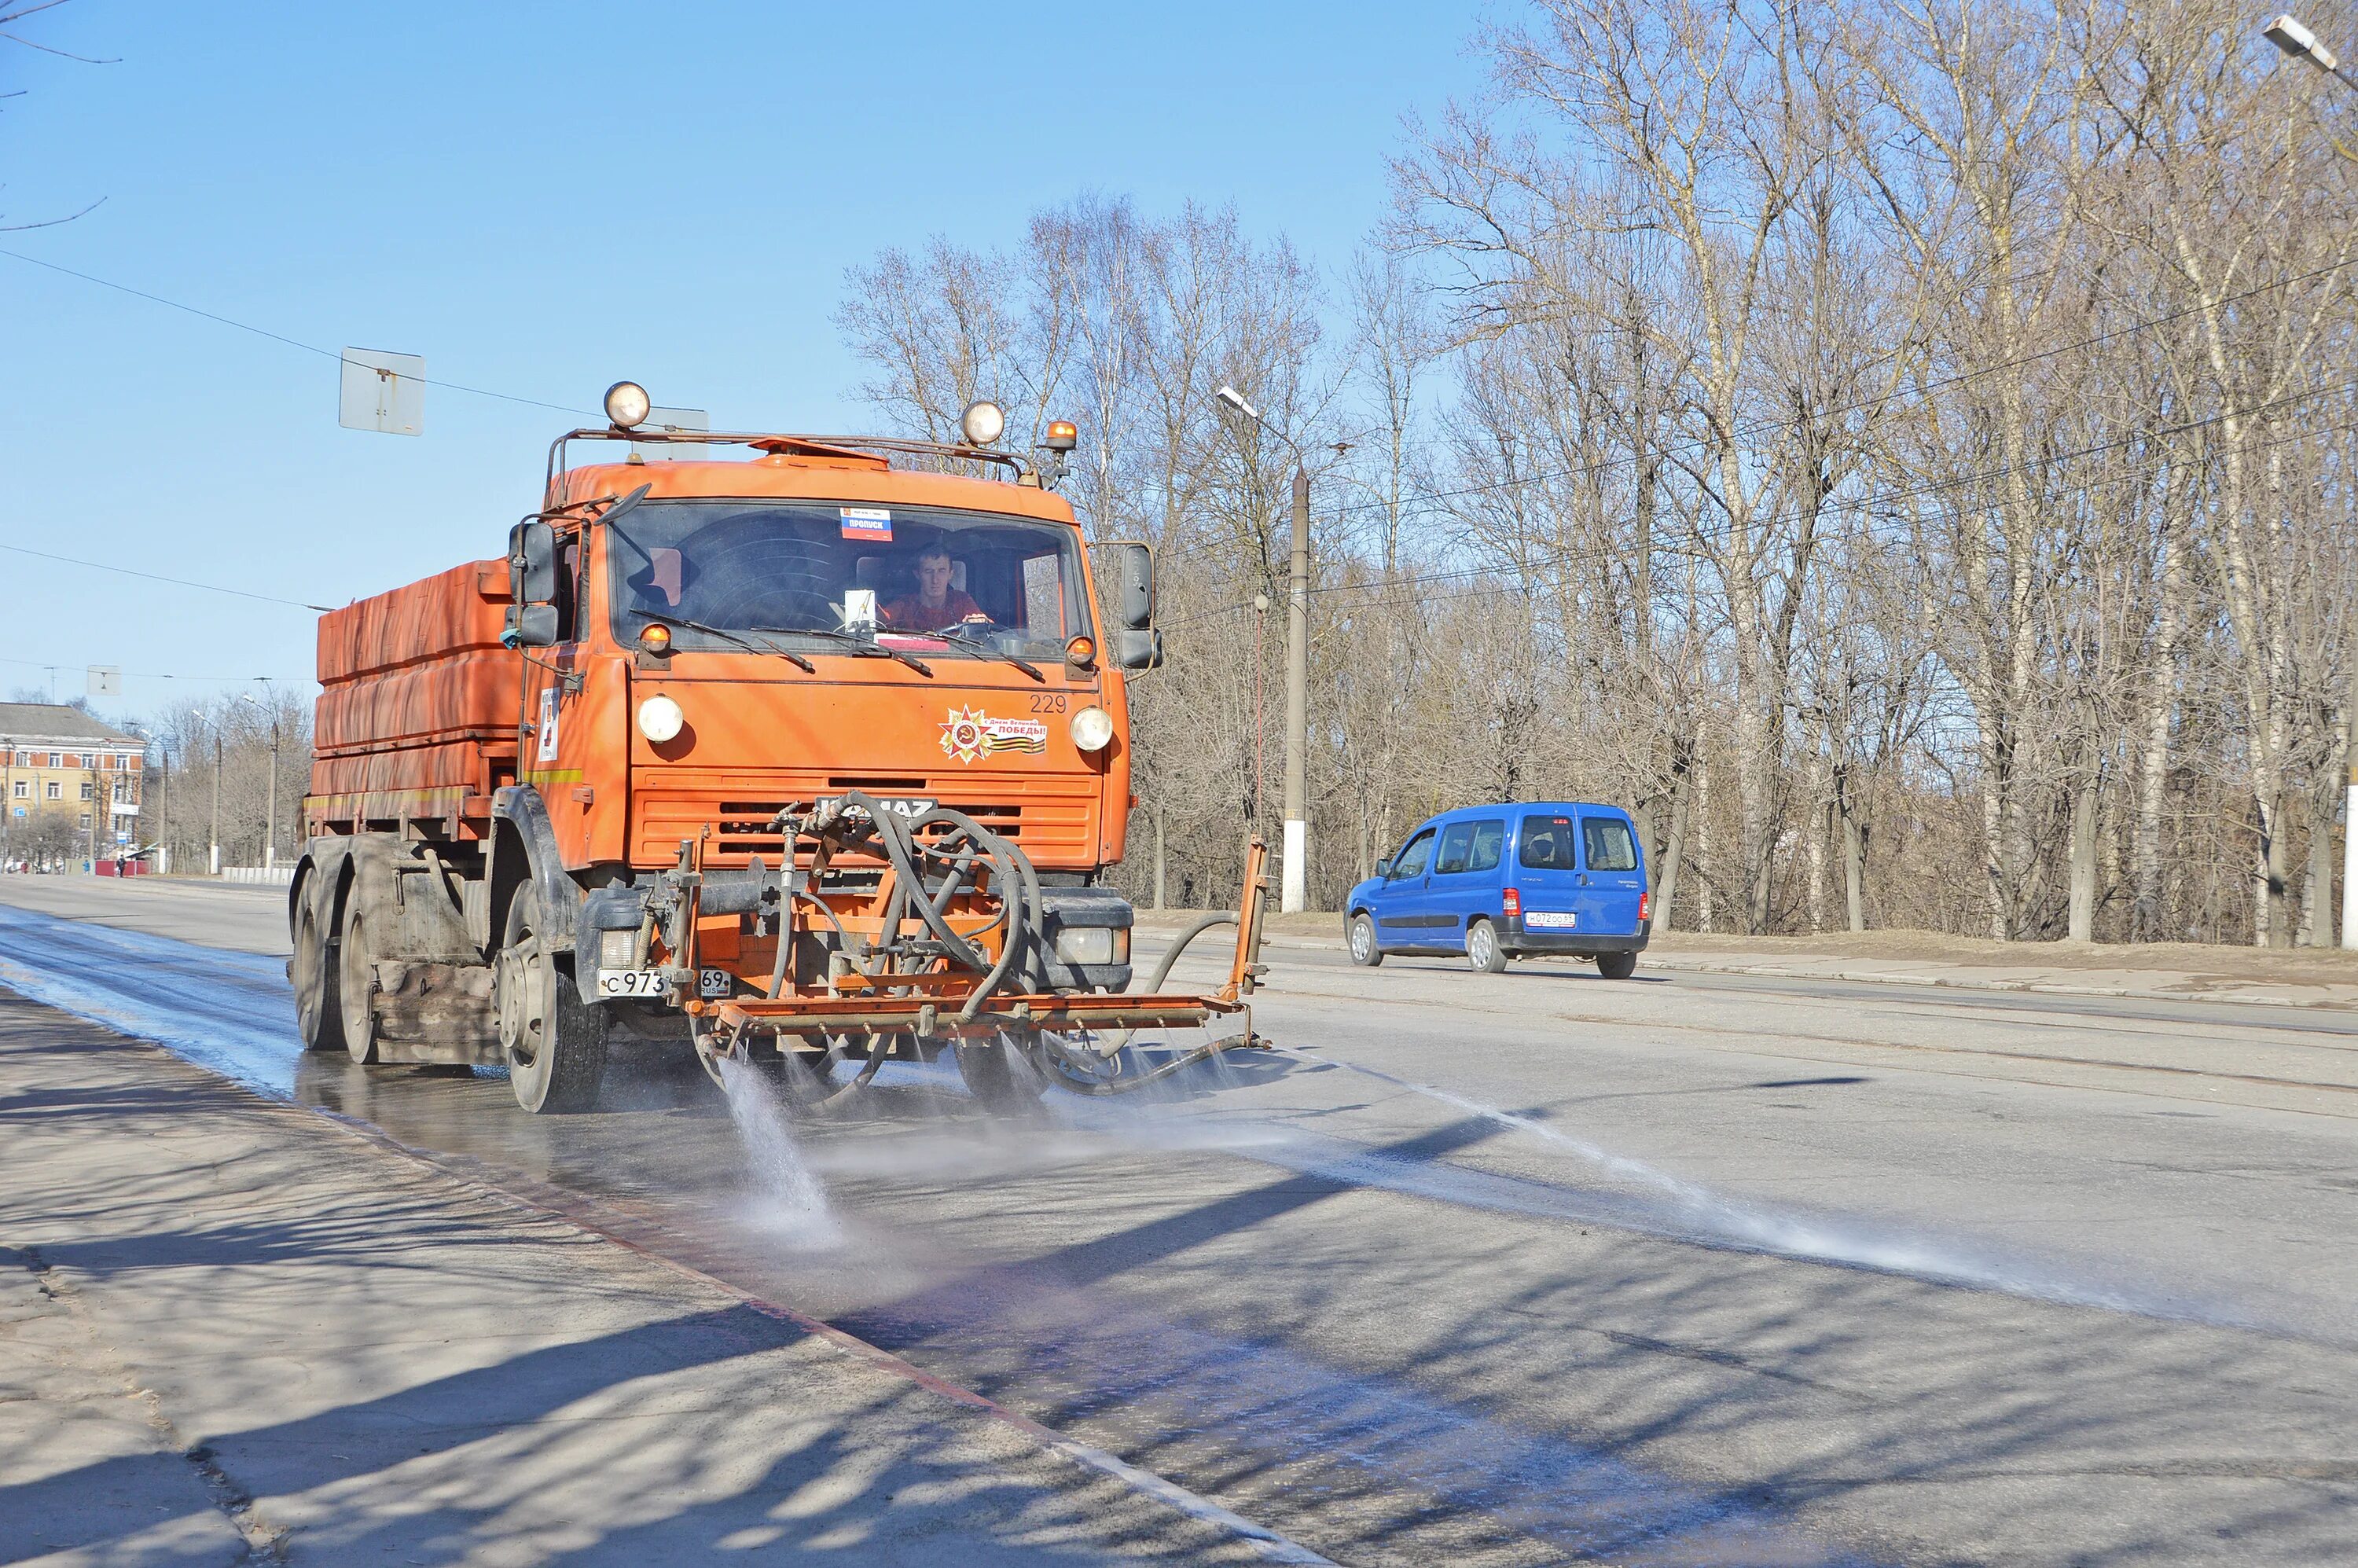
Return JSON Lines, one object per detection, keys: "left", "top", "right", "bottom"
{"left": 1132, "top": 924, "right": 2358, "bottom": 1014}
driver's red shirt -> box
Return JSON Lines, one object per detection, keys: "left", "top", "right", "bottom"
{"left": 881, "top": 589, "right": 984, "bottom": 633}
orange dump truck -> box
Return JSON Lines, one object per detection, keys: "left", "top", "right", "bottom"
{"left": 288, "top": 388, "right": 1265, "bottom": 1112}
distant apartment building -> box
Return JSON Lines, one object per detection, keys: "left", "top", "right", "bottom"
{"left": 0, "top": 703, "right": 143, "bottom": 854}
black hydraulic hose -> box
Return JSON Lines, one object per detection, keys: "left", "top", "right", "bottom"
{"left": 842, "top": 793, "right": 988, "bottom": 970}
{"left": 1034, "top": 1029, "right": 1262, "bottom": 1096}
{"left": 902, "top": 802, "right": 1035, "bottom": 1022}
{"left": 1139, "top": 913, "right": 1236, "bottom": 994}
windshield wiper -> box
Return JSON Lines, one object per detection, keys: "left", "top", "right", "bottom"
{"left": 927, "top": 627, "right": 1045, "bottom": 682}
{"left": 638, "top": 611, "right": 816, "bottom": 673}
{"left": 757, "top": 626, "right": 933, "bottom": 678}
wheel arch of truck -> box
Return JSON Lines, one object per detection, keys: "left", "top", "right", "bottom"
{"left": 489, "top": 786, "right": 579, "bottom": 959}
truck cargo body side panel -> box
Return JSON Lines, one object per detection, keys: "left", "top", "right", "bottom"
{"left": 307, "top": 559, "right": 518, "bottom": 834}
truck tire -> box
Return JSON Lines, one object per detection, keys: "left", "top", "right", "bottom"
{"left": 1467, "top": 918, "right": 1509, "bottom": 974}
{"left": 497, "top": 879, "right": 607, "bottom": 1114}
{"left": 336, "top": 902, "right": 380, "bottom": 1063}
{"left": 292, "top": 895, "right": 347, "bottom": 1055}
{"left": 955, "top": 1033, "right": 1045, "bottom": 1112}
{"left": 1347, "top": 912, "right": 1383, "bottom": 967}
{"left": 1596, "top": 951, "right": 1638, "bottom": 981}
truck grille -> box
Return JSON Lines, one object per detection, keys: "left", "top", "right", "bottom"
{"left": 634, "top": 776, "right": 1096, "bottom": 867}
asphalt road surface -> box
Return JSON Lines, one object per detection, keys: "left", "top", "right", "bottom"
{"left": 2, "top": 874, "right": 2353, "bottom": 1565}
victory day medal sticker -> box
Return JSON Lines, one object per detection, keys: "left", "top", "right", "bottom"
{"left": 939, "top": 706, "right": 1049, "bottom": 764}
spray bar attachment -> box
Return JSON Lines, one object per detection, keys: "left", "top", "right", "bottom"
{"left": 663, "top": 793, "right": 1272, "bottom": 1100}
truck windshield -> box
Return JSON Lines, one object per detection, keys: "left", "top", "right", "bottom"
{"left": 605, "top": 499, "right": 1094, "bottom": 658}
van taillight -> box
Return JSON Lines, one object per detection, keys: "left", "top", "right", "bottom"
{"left": 1639, "top": 890, "right": 1651, "bottom": 922}
{"left": 1503, "top": 887, "right": 1521, "bottom": 919}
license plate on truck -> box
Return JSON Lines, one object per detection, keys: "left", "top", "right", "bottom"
{"left": 598, "top": 970, "right": 669, "bottom": 999}
{"left": 1524, "top": 910, "right": 1578, "bottom": 931}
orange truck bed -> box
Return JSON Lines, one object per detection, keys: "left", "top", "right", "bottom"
{"left": 309, "top": 559, "right": 518, "bottom": 839}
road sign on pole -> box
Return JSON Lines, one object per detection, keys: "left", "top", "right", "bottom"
{"left": 340, "top": 348, "right": 424, "bottom": 435}
{"left": 86, "top": 665, "right": 119, "bottom": 698}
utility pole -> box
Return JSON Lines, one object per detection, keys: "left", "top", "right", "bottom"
{"left": 1284, "top": 463, "right": 1309, "bottom": 915}
{"left": 2345, "top": 653, "right": 2357, "bottom": 949}
{"left": 238, "top": 690, "right": 281, "bottom": 871}
{"left": 1216, "top": 384, "right": 1313, "bottom": 913}
{"left": 210, "top": 731, "right": 222, "bottom": 876}
{"left": 2264, "top": 17, "right": 2358, "bottom": 946}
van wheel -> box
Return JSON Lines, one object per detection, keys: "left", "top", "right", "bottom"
{"left": 292, "top": 894, "right": 347, "bottom": 1055}
{"left": 498, "top": 880, "right": 608, "bottom": 1114}
{"left": 336, "top": 902, "right": 380, "bottom": 1063}
{"left": 1596, "top": 951, "right": 1637, "bottom": 980}
{"left": 1467, "top": 918, "right": 1509, "bottom": 974}
{"left": 1348, "top": 913, "right": 1383, "bottom": 967}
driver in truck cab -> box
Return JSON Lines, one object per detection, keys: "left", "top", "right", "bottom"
{"left": 883, "top": 544, "right": 988, "bottom": 633}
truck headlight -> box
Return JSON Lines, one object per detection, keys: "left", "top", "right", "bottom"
{"left": 1070, "top": 705, "right": 1113, "bottom": 752}
{"left": 637, "top": 694, "right": 685, "bottom": 744}
{"left": 599, "top": 928, "right": 638, "bottom": 970}
{"left": 1052, "top": 925, "right": 1129, "bottom": 965}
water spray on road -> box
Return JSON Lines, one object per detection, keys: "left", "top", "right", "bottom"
{"left": 715, "top": 1055, "right": 844, "bottom": 1250}
{"left": 1268, "top": 1044, "right": 2262, "bottom": 1327}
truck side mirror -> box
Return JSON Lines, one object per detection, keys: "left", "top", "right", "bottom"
{"left": 1111, "top": 629, "right": 1163, "bottom": 671}
{"left": 503, "top": 604, "right": 560, "bottom": 648}
{"left": 1107, "top": 542, "right": 1160, "bottom": 670}
{"left": 1112, "top": 542, "right": 1153, "bottom": 630}
{"left": 509, "top": 520, "right": 557, "bottom": 606}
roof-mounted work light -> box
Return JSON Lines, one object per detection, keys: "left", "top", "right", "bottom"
{"left": 960, "top": 400, "right": 1007, "bottom": 447}
{"left": 604, "top": 381, "right": 652, "bottom": 430}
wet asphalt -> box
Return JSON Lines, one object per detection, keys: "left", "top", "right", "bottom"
{"left": 2, "top": 875, "right": 2354, "bottom": 1566}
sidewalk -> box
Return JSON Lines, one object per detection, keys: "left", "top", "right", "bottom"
{"left": 1135, "top": 910, "right": 2358, "bottom": 1011}
{"left": 0, "top": 990, "right": 1295, "bottom": 1566}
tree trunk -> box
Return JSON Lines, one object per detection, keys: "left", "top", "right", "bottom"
{"left": 2067, "top": 767, "right": 2097, "bottom": 942}
{"left": 1842, "top": 801, "right": 1866, "bottom": 933}
{"left": 1655, "top": 759, "right": 1691, "bottom": 931}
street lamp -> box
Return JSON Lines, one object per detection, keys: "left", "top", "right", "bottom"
{"left": 237, "top": 692, "right": 281, "bottom": 872}
{"left": 2267, "top": 14, "right": 2358, "bottom": 90}
{"left": 2264, "top": 15, "right": 2358, "bottom": 949}
{"left": 1214, "top": 384, "right": 1313, "bottom": 914}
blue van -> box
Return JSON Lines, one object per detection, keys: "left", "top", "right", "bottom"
{"left": 1342, "top": 802, "right": 1651, "bottom": 977}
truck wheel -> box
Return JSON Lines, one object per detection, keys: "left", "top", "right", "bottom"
{"left": 292, "top": 895, "right": 347, "bottom": 1055}
{"left": 1348, "top": 913, "right": 1383, "bottom": 967}
{"left": 955, "top": 1033, "right": 1045, "bottom": 1112}
{"left": 1467, "top": 918, "right": 1509, "bottom": 974}
{"left": 336, "top": 902, "right": 380, "bottom": 1063}
{"left": 1596, "top": 951, "right": 1638, "bottom": 981}
{"left": 498, "top": 880, "right": 608, "bottom": 1114}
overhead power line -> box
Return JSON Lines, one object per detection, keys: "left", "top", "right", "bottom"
{"left": 0, "top": 541, "right": 336, "bottom": 611}
{"left": 0, "top": 244, "right": 597, "bottom": 418}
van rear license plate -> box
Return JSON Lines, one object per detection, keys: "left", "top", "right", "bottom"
{"left": 1524, "top": 910, "right": 1578, "bottom": 931}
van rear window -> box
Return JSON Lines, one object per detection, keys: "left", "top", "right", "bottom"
{"left": 1583, "top": 817, "right": 1640, "bottom": 872}
{"left": 1519, "top": 817, "right": 1576, "bottom": 870}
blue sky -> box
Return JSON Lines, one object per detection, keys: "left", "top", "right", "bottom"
{"left": 0, "top": 1, "right": 1492, "bottom": 715}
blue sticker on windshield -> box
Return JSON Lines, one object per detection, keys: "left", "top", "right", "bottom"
{"left": 840, "top": 508, "right": 892, "bottom": 542}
